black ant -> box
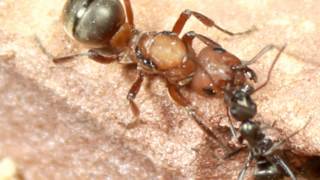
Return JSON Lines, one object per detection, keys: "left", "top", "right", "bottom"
{"left": 40, "top": 0, "right": 259, "bottom": 155}
{"left": 237, "top": 116, "right": 310, "bottom": 180}
{"left": 220, "top": 63, "right": 311, "bottom": 179}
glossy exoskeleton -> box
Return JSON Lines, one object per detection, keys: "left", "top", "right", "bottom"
{"left": 55, "top": 0, "right": 253, "bottom": 115}
{"left": 223, "top": 62, "right": 309, "bottom": 180}
{"left": 184, "top": 32, "right": 287, "bottom": 137}
{"left": 236, "top": 118, "right": 310, "bottom": 180}
{"left": 50, "top": 0, "right": 255, "bottom": 154}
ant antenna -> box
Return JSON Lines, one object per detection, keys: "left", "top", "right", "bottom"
{"left": 264, "top": 118, "right": 311, "bottom": 156}
{"left": 186, "top": 107, "right": 232, "bottom": 155}
{"left": 235, "top": 44, "right": 276, "bottom": 69}
{"left": 253, "top": 44, "right": 287, "bottom": 93}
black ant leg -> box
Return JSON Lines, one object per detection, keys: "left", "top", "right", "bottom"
{"left": 226, "top": 106, "right": 239, "bottom": 140}
{"left": 274, "top": 155, "right": 297, "bottom": 180}
{"left": 167, "top": 84, "right": 235, "bottom": 157}
{"left": 237, "top": 44, "right": 276, "bottom": 67}
{"left": 264, "top": 119, "right": 311, "bottom": 156}
{"left": 172, "top": 9, "right": 254, "bottom": 36}
{"left": 186, "top": 106, "right": 237, "bottom": 157}
{"left": 253, "top": 44, "right": 287, "bottom": 93}
{"left": 238, "top": 152, "right": 253, "bottom": 180}
{"left": 127, "top": 71, "right": 144, "bottom": 117}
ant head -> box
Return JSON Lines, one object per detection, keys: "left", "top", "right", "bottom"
{"left": 226, "top": 84, "right": 257, "bottom": 121}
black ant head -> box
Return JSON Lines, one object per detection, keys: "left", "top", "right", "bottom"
{"left": 225, "top": 84, "right": 257, "bottom": 122}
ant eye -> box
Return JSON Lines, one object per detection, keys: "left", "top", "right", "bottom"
{"left": 203, "top": 87, "right": 217, "bottom": 96}
{"left": 212, "top": 47, "right": 226, "bottom": 53}
{"left": 142, "top": 58, "right": 156, "bottom": 69}
{"left": 135, "top": 47, "right": 157, "bottom": 69}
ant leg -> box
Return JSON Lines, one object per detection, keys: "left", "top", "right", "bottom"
{"left": 182, "top": 31, "right": 222, "bottom": 82}
{"left": 172, "top": 9, "right": 254, "bottom": 36}
{"left": 52, "top": 48, "right": 118, "bottom": 64}
{"left": 167, "top": 84, "right": 234, "bottom": 156}
{"left": 127, "top": 71, "right": 144, "bottom": 117}
{"left": 273, "top": 155, "right": 297, "bottom": 180}
{"left": 167, "top": 84, "right": 190, "bottom": 107}
{"left": 238, "top": 152, "right": 253, "bottom": 180}
{"left": 35, "top": 36, "right": 118, "bottom": 64}
{"left": 264, "top": 119, "right": 311, "bottom": 156}
{"left": 186, "top": 106, "right": 235, "bottom": 157}
{"left": 254, "top": 44, "right": 287, "bottom": 93}
{"left": 182, "top": 31, "right": 222, "bottom": 49}
{"left": 240, "top": 45, "right": 276, "bottom": 67}
{"left": 123, "top": 0, "right": 134, "bottom": 26}
{"left": 226, "top": 106, "right": 238, "bottom": 139}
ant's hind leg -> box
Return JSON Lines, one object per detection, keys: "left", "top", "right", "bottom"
{"left": 238, "top": 152, "right": 253, "bottom": 180}
{"left": 274, "top": 155, "right": 297, "bottom": 180}
{"left": 172, "top": 9, "right": 254, "bottom": 36}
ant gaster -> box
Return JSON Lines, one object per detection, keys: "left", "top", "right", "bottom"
{"left": 47, "top": 0, "right": 254, "bottom": 155}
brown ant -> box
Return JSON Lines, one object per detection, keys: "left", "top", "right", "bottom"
{"left": 54, "top": 0, "right": 253, "bottom": 115}
{"left": 42, "top": 0, "right": 258, "bottom": 154}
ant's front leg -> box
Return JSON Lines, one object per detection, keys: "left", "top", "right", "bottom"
{"left": 35, "top": 36, "right": 119, "bottom": 64}
{"left": 172, "top": 9, "right": 254, "bottom": 36}
{"left": 52, "top": 47, "right": 119, "bottom": 64}
{"left": 127, "top": 71, "right": 144, "bottom": 117}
